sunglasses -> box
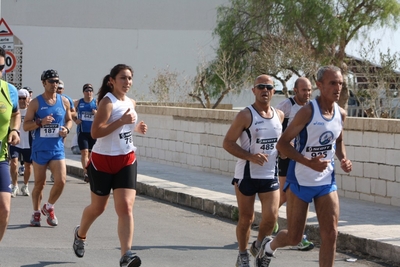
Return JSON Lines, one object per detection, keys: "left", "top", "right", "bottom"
{"left": 19, "top": 97, "right": 26, "bottom": 100}
{"left": 0, "top": 64, "right": 4, "bottom": 71}
{"left": 48, "top": 79, "right": 60, "bottom": 84}
{"left": 84, "top": 89, "right": 93, "bottom": 93}
{"left": 255, "top": 84, "right": 274, "bottom": 90}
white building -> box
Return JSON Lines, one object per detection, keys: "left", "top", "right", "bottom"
{"left": 1, "top": 0, "right": 238, "bottom": 103}
{"left": 1, "top": 0, "right": 398, "bottom": 108}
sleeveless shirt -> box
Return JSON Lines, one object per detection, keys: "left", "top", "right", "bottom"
{"left": 77, "top": 98, "right": 97, "bottom": 133}
{"left": 91, "top": 92, "right": 137, "bottom": 156}
{"left": 31, "top": 94, "right": 66, "bottom": 152}
{"left": 16, "top": 109, "right": 30, "bottom": 149}
{"left": 234, "top": 105, "right": 282, "bottom": 180}
{"left": 286, "top": 99, "right": 342, "bottom": 186}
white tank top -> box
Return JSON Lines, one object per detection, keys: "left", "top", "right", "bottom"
{"left": 287, "top": 99, "right": 342, "bottom": 186}
{"left": 91, "top": 92, "right": 137, "bottom": 156}
{"left": 16, "top": 109, "right": 30, "bottom": 149}
{"left": 276, "top": 97, "right": 303, "bottom": 126}
{"left": 234, "top": 105, "right": 282, "bottom": 180}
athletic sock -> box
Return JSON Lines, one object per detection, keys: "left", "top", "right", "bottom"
{"left": 264, "top": 240, "right": 275, "bottom": 255}
{"left": 239, "top": 250, "right": 248, "bottom": 255}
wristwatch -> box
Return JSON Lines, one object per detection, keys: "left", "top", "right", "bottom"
{"left": 35, "top": 118, "right": 42, "bottom": 127}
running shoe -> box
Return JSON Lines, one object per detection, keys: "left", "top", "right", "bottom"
{"left": 30, "top": 212, "right": 41, "bottom": 227}
{"left": 119, "top": 250, "right": 141, "bottom": 267}
{"left": 297, "top": 235, "right": 315, "bottom": 251}
{"left": 236, "top": 252, "right": 250, "bottom": 267}
{"left": 255, "top": 236, "right": 274, "bottom": 267}
{"left": 249, "top": 241, "right": 259, "bottom": 257}
{"left": 272, "top": 221, "right": 279, "bottom": 234}
{"left": 73, "top": 225, "right": 86, "bottom": 258}
{"left": 11, "top": 185, "right": 19, "bottom": 198}
{"left": 18, "top": 166, "right": 25, "bottom": 176}
{"left": 50, "top": 174, "right": 54, "bottom": 182}
{"left": 21, "top": 184, "right": 30, "bottom": 196}
{"left": 41, "top": 204, "right": 58, "bottom": 226}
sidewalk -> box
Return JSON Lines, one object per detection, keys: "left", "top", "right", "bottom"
{"left": 65, "top": 150, "right": 400, "bottom": 265}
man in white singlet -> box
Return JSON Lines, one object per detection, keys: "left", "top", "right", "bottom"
{"left": 257, "top": 66, "right": 353, "bottom": 267}
{"left": 275, "top": 77, "right": 314, "bottom": 251}
{"left": 223, "top": 74, "right": 284, "bottom": 267}
{"left": 9, "top": 89, "right": 32, "bottom": 197}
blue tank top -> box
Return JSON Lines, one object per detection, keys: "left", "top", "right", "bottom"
{"left": 77, "top": 98, "right": 97, "bottom": 133}
{"left": 32, "top": 94, "right": 66, "bottom": 152}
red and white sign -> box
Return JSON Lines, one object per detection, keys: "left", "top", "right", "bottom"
{"left": 0, "top": 18, "right": 13, "bottom": 36}
{"left": 5, "top": 51, "right": 16, "bottom": 73}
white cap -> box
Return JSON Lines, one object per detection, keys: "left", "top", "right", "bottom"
{"left": 18, "top": 89, "right": 29, "bottom": 98}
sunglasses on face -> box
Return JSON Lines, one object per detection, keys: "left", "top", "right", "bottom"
{"left": 48, "top": 79, "right": 60, "bottom": 84}
{"left": 19, "top": 97, "right": 26, "bottom": 100}
{"left": 255, "top": 84, "right": 274, "bottom": 90}
{"left": 84, "top": 89, "right": 93, "bottom": 93}
{"left": 0, "top": 64, "right": 4, "bottom": 71}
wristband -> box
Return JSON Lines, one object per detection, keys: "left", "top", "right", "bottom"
{"left": 10, "top": 129, "right": 20, "bottom": 136}
{"left": 35, "top": 118, "right": 42, "bottom": 127}
{"left": 66, "top": 127, "right": 70, "bottom": 134}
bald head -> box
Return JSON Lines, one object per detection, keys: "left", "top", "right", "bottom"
{"left": 293, "top": 77, "right": 312, "bottom": 105}
{"left": 294, "top": 77, "right": 310, "bottom": 89}
{"left": 254, "top": 74, "right": 273, "bottom": 86}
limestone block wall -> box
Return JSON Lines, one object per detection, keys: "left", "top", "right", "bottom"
{"left": 336, "top": 118, "right": 400, "bottom": 207}
{"left": 135, "top": 106, "right": 400, "bottom": 207}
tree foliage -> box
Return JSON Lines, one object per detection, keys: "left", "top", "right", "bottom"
{"left": 212, "top": 0, "right": 400, "bottom": 108}
{"left": 346, "top": 40, "right": 400, "bottom": 118}
{"left": 148, "top": 66, "right": 192, "bottom": 105}
{"left": 190, "top": 50, "right": 251, "bottom": 108}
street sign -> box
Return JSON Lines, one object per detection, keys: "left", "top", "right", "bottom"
{"left": 0, "top": 18, "right": 13, "bottom": 36}
{"left": 0, "top": 35, "right": 14, "bottom": 50}
{"left": 5, "top": 51, "right": 16, "bottom": 73}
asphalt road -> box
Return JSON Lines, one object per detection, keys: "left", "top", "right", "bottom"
{"left": 0, "top": 173, "right": 394, "bottom": 267}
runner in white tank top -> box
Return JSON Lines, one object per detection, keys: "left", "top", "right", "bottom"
{"left": 73, "top": 64, "right": 147, "bottom": 267}
{"left": 275, "top": 77, "right": 314, "bottom": 251}
{"left": 223, "top": 74, "right": 284, "bottom": 267}
{"left": 234, "top": 105, "right": 282, "bottom": 180}
{"left": 259, "top": 66, "right": 353, "bottom": 267}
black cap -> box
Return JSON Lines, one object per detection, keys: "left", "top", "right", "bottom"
{"left": 83, "top": 83, "right": 93, "bottom": 91}
{"left": 41, "top": 69, "right": 59, "bottom": 81}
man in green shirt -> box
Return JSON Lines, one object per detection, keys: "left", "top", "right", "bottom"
{"left": 0, "top": 47, "right": 21, "bottom": 242}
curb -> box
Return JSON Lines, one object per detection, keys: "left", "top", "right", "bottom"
{"left": 66, "top": 164, "right": 400, "bottom": 265}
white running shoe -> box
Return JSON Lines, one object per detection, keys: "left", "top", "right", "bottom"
{"left": 11, "top": 185, "right": 19, "bottom": 198}
{"left": 21, "top": 184, "right": 30, "bottom": 196}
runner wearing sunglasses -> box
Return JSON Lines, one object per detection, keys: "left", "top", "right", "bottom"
{"left": 23, "top": 69, "right": 73, "bottom": 227}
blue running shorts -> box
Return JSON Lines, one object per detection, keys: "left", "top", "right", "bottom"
{"left": 0, "top": 161, "right": 11, "bottom": 193}
{"left": 284, "top": 181, "right": 337, "bottom": 203}
{"left": 31, "top": 150, "right": 65, "bottom": 165}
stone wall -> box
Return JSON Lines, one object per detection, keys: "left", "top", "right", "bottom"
{"left": 132, "top": 106, "right": 400, "bottom": 207}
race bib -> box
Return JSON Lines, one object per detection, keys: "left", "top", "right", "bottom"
{"left": 255, "top": 137, "right": 277, "bottom": 155}
{"left": 119, "top": 130, "right": 135, "bottom": 151}
{"left": 305, "top": 144, "right": 332, "bottom": 159}
{"left": 40, "top": 123, "right": 60, "bottom": 138}
{"left": 81, "top": 111, "right": 94, "bottom": 122}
